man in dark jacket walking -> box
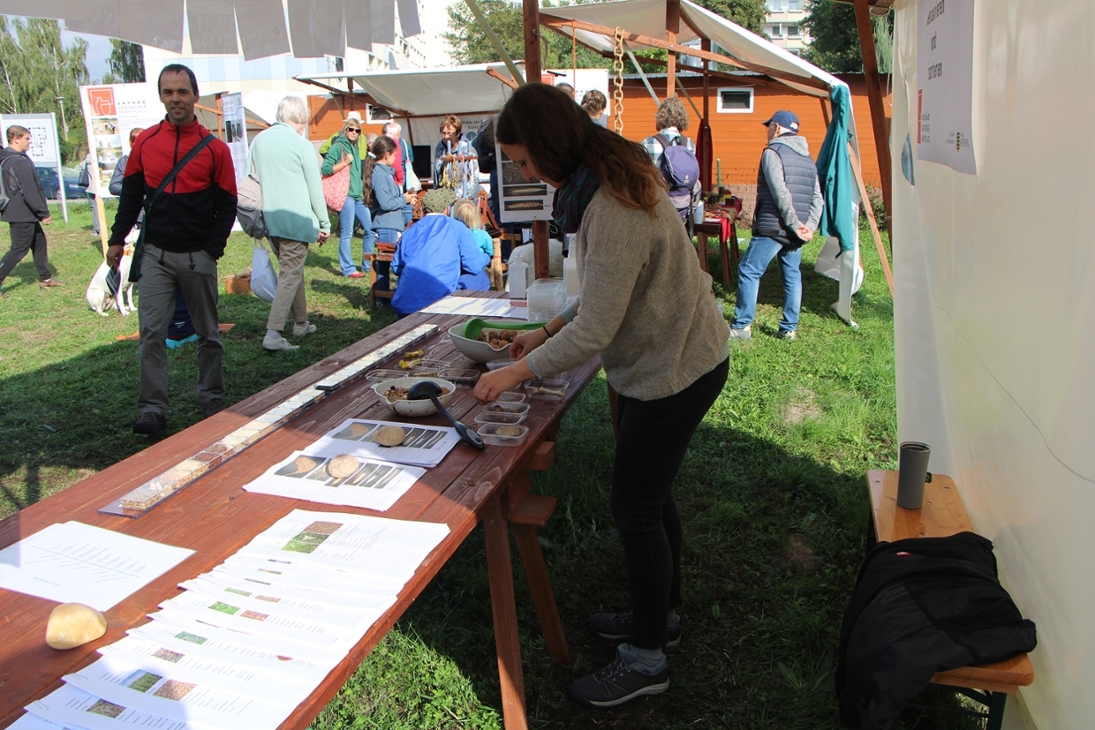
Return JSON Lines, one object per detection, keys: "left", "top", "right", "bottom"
{"left": 107, "top": 64, "right": 238, "bottom": 435}
{"left": 729, "top": 110, "right": 823, "bottom": 341}
{"left": 0, "top": 125, "right": 63, "bottom": 297}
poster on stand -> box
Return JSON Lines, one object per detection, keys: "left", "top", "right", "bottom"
{"left": 79, "top": 83, "right": 162, "bottom": 196}
{"left": 221, "top": 92, "right": 248, "bottom": 177}
{"left": 0, "top": 112, "right": 67, "bottom": 220}
{"left": 916, "top": 0, "right": 977, "bottom": 174}
{"left": 497, "top": 144, "right": 554, "bottom": 224}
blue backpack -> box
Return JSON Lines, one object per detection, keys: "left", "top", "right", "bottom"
{"left": 655, "top": 133, "right": 701, "bottom": 229}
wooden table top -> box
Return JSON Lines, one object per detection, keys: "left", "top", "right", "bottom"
{"left": 0, "top": 300, "right": 600, "bottom": 728}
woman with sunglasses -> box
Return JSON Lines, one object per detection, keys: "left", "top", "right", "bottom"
{"left": 321, "top": 116, "right": 375, "bottom": 278}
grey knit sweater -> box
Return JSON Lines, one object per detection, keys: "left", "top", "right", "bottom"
{"left": 527, "top": 188, "right": 730, "bottom": 401}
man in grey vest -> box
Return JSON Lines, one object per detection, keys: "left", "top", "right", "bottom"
{"left": 729, "top": 110, "right": 823, "bottom": 341}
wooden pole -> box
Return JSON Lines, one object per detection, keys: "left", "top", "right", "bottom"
{"left": 848, "top": 142, "right": 893, "bottom": 296}
{"left": 852, "top": 0, "right": 892, "bottom": 241}
{"left": 523, "top": 0, "right": 551, "bottom": 280}
{"left": 666, "top": 0, "right": 680, "bottom": 98}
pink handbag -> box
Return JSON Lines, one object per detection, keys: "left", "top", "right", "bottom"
{"left": 322, "top": 164, "right": 351, "bottom": 212}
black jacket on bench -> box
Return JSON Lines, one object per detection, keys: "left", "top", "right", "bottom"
{"left": 836, "top": 531, "right": 1037, "bottom": 729}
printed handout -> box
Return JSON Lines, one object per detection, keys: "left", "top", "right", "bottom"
{"left": 308, "top": 418, "right": 461, "bottom": 468}
{"left": 421, "top": 295, "right": 526, "bottom": 318}
{"left": 0, "top": 521, "right": 194, "bottom": 611}
{"left": 26, "top": 683, "right": 194, "bottom": 730}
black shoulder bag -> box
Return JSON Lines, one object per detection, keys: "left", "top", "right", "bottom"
{"left": 129, "top": 134, "right": 216, "bottom": 282}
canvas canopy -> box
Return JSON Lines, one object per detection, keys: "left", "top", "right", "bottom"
{"left": 296, "top": 62, "right": 525, "bottom": 118}
{"left": 0, "top": 0, "right": 419, "bottom": 61}
{"left": 890, "top": 0, "right": 1093, "bottom": 725}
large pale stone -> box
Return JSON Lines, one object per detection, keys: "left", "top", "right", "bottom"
{"left": 46, "top": 603, "right": 107, "bottom": 649}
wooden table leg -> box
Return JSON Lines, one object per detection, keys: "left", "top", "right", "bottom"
{"left": 513, "top": 521, "right": 570, "bottom": 665}
{"left": 483, "top": 493, "right": 528, "bottom": 730}
{"left": 719, "top": 232, "right": 732, "bottom": 289}
{"left": 695, "top": 231, "right": 710, "bottom": 275}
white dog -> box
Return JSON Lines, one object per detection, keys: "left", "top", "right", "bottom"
{"left": 86, "top": 244, "right": 137, "bottom": 316}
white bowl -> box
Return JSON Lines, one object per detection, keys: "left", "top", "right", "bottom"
{"left": 448, "top": 324, "right": 513, "bottom": 363}
{"left": 372, "top": 376, "right": 457, "bottom": 417}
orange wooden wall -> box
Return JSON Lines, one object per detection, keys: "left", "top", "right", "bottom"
{"left": 615, "top": 73, "right": 889, "bottom": 188}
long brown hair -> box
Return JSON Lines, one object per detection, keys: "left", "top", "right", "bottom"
{"left": 497, "top": 83, "right": 665, "bottom": 212}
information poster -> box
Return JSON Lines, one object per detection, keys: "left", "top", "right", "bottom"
{"left": 221, "top": 92, "right": 248, "bottom": 178}
{"left": 79, "top": 83, "right": 162, "bottom": 196}
{"left": 497, "top": 144, "right": 554, "bottom": 223}
{"left": 0, "top": 112, "right": 67, "bottom": 220}
{"left": 916, "top": 0, "right": 977, "bottom": 174}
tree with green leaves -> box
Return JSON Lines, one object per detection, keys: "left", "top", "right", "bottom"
{"left": 801, "top": 0, "right": 892, "bottom": 73}
{"left": 444, "top": 0, "right": 769, "bottom": 72}
{"left": 104, "top": 39, "right": 145, "bottom": 84}
{"left": 0, "top": 17, "right": 88, "bottom": 160}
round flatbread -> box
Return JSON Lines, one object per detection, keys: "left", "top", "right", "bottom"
{"left": 374, "top": 425, "right": 406, "bottom": 447}
{"left": 347, "top": 422, "right": 370, "bottom": 438}
{"left": 326, "top": 454, "right": 360, "bottom": 479}
{"left": 496, "top": 426, "right": 522, "bottom": 438}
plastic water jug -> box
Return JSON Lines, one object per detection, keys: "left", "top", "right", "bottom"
{"left": 508, "top": 260, "right": 528, "bottom": 299}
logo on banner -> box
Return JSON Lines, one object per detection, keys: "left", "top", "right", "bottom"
{"left": 87, "top": 88, "right": 116, "bottom": 117}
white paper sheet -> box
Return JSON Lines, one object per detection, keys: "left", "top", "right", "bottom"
{"left": 212, "top": 555, "right": 408, "bottom": 595}
{"left": 308, "top": 418, "right": 460, "bottom": 469}
{"left": 177, "top": 575, "right": 386, "bottom": 631}
{"left": 128, "top": 615, "right": 336, "bottom": 678}
{"left": 145, "top": 609, "right": 347, "bottom": 664}
{"left": 157, "top": 591, "right": 365, "bottom": 648}
{"left": 234, "top": 510, "right": 450, "bottom": 579}
{"left": 99, "top": 635, "right": 316, "bottom": 707}
{"left": 192, "top": 568, "right": 394, "bottom": 608}
{"left": 0, "top": 522, "right": 194, "bottom": 611}
{"left": 64, "top": 655, "right": 293, "bottom": 728}
{"left": 26, "top": 683, "right": 194, "bottom": 730}
{"left": 242, "top": 449, "right": 426, "bottom": 510}
{"left": 421, "top": 295, "right": 527, "bottom": 318}
{"left": 8, "top": 711, "right": 77, "bottom": 730}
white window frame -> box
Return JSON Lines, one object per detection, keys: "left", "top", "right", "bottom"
{"left": 787, "top": 24, "right": 802, "bottom": 39}
{"left": 716, "top": 87, "right": 754, "bottom": 114}
{"left": 768, "top": 23, "right": 783, "bottom": 38}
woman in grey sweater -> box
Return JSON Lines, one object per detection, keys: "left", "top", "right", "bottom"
{"left": 473, "top": 83, "right": 730, "bottom": 708}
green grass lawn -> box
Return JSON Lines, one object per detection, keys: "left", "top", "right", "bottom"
{"left": 0, "top": 202, "right": 979, "bottom": 729}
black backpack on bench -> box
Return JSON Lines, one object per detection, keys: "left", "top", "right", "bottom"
{"left": 835, "top": 531, "right": 1037, "bottom": 730}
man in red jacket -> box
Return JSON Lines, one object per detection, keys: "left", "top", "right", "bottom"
{"left": 107, "top": 64, "right": 238, "bottom": 435}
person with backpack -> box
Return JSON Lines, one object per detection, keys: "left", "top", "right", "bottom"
{"left": 107, "top": 64, "right": 237, "bottom": 435}
{"left": 642, "top": 97, "right": 701, "bottom": 233}
{"left": 0, "top": 125, "right": 63, "bottom": 299}
{"left": 248, "top": 95, "right": 330, "bottom": 352}
{"left": 729, "top": 110, "right": 823, "bottom": 342}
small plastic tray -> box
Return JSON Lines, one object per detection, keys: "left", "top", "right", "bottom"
{"left": 477, "top": 423, "right": 529, "bottom": 447}
{"left": 366, "top": 368, "right": 407, "bottom": 382}
{"left": 413, "top": 358, "right": 450, "bottom": 370}
{"left": 481, "top": 401, "right": 530, "bottom": 416}
{"left": 525, "top": 378, "right": 570, "bottom": 402}
{"left": 439, "top": 368, "right": 481, "bottom": 385}
{"left": 474, "top": 411, "right": 526, "bottom": 426}
{"left": 497, "top": 391, "right": 526, "bottom": 403}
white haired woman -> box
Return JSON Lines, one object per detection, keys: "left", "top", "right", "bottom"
{"left": 248, "top": 95, "right": 330, "bottom": 351}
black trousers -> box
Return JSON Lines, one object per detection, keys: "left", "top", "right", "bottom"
{"left": 611, "top": 357, "right": 729, "bottom": 650}
{"left": 0, "top": 222, "right": 51, "bottom": 285}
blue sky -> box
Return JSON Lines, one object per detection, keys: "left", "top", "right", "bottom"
{"left": 61, "top": 27, "right": 114, "bottom": 82}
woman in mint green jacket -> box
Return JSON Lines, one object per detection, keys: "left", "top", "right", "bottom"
{"left": 322, "top": 116, "right": 375, "bottom": 278}
{"left": 248, "top": 96, "right": 330, "bottom": 352}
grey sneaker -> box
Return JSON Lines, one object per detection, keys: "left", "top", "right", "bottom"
{"left": 728, "top": 326, "right": 752, "bottom": 340}
{"left": 262, "top": 333, "right": 299, "bottom": 352}
{"left": 292, "top": 320, "right": 317, "bottom": 337}
{"left": 776, "top": 329, "right": 797, "bottom": 341}
{"left": 588, "top": 610, "right": 682, "bottom": 649}
{"left": 567, "top": 644, "right": 669, "bottom": 707}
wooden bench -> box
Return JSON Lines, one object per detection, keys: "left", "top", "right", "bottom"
{"left": 866, "top": 470, "right": 1034, "bottom": 730}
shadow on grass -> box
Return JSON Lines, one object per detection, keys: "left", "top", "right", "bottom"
{"left": 316, "top": 380, "right": 980, "bottom": 730}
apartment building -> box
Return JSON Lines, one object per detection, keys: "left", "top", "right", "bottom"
{"left": 764, "top": 0, "right": 810, "bottom": 55}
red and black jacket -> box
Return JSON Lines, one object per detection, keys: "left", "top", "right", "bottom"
{"left": 109, "top": 117, "right": 238, "bottom": 258}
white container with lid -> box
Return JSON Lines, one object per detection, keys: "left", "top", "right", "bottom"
{"left": 508, "top": 260, "right": 528, "bottom": 299}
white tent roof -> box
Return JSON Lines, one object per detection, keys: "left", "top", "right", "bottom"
{"left": 0, "top": 0, "right": 419, "bottom": 61}
{"left": 297, "top": 63, "right": 525, "bottom": 117}
{"left": 540, "top": 0, "right": 844, "bottom": 97}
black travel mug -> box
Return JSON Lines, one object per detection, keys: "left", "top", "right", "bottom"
{"left": 896, "top": 442, "right": 932, "bottom": 509}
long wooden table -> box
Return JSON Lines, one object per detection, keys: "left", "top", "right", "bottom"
{"left": 0, "top": 302, "right": 599, "bottom": 730}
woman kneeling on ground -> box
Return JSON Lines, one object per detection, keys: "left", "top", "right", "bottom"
{"left": 473, "top": 83, "right": 730, "bottom": 708}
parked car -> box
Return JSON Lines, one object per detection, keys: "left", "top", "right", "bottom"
{"left": 36, "top": 167, "right": 88, "bottom": 201}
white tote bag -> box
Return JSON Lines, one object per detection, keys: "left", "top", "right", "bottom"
{"left": 251, "top": 240, "right": 278, "bottom": 303}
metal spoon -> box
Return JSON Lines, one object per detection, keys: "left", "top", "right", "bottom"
{"left": 407, "top": 381, "right": 486, "bottom": 450}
